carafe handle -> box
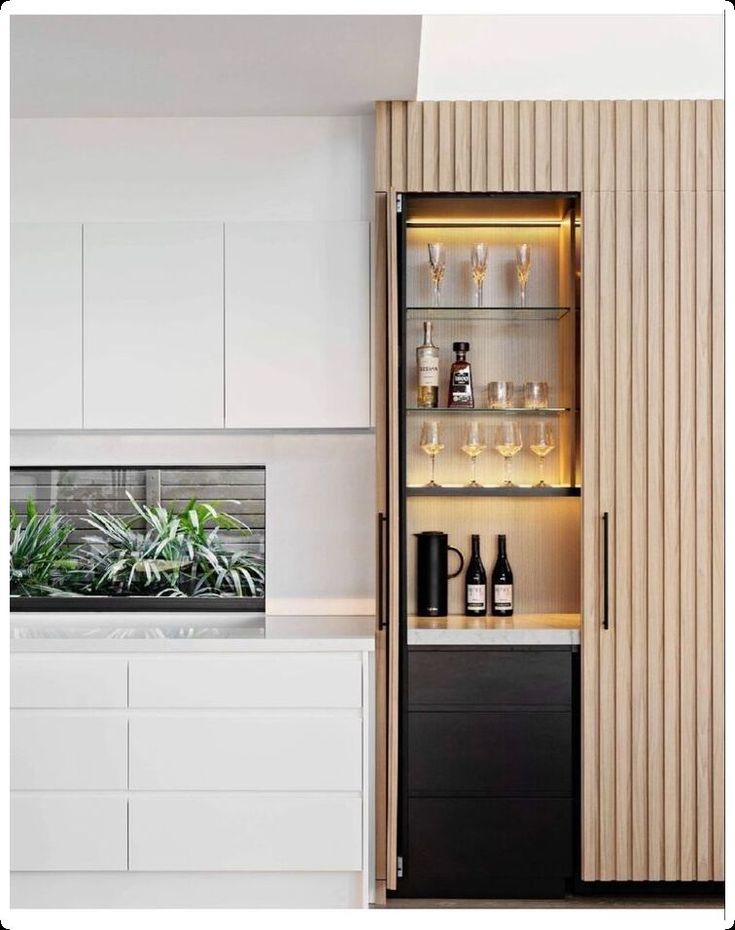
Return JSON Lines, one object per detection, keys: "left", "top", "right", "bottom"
{"left": 447, "top": 546, "right": 465, "bottom": 579}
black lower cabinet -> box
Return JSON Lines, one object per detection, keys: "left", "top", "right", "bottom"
{"left": 396, "top": 646, "right": 578, "bottom": 900}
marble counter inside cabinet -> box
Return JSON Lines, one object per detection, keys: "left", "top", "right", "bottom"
{"left": 408, "top": 613, "right": 580, "bottom": 646}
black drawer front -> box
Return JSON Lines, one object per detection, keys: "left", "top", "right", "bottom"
{"left": 406, "top": 798, "right": 573, "bottom": 887}
{"left": 408, "top": 710, "right": 572, "bottom": 796}
{"left": 409, "top": 648, "right": 572, "bottom": 707}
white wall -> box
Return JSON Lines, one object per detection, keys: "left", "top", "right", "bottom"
{"left": 10, "top": 115, "right": 376, "bottom": 615}
{"left": 418, "top": 14, "right": 724, "bottom": 101}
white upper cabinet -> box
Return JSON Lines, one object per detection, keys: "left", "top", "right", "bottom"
{"left": 83, "top": 222, "right": 224, "bottom": 429}
{"left": 225, "top": 221, "right": 370, "bottom": 428}
{"left": 10, "top": 223, "right": 83, "bottom": 429}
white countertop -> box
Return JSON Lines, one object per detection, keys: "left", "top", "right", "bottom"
{"left": 10, "top": 613, "right": 375, "bottom": 653}
{"left": 408, "top": 613, "right": 580, "bottom": 646}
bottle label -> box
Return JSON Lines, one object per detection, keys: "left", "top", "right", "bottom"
{"left": 417, "top": 357, "right": 439, "bottom": 387}
{"left": 453, "top": 370, "right": 470, "bottom": 386}
{"left": 494, "top": 584, "right": 513, "bottom": 609}
{"left": 467, "top": 584, "right": 486, "bottom": 609}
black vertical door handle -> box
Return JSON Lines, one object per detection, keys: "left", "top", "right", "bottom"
{"left": 377, "top": 512, "right": 387, "bottom": 631}
{"left": 602, "top": 512, "right": 610, "bottom": 630}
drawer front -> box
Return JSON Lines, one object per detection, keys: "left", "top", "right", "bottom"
{"left": 11, "top": 656, "right": 128, "bottom": 708}
{"left": 409, "top": 649, "right": 572, "bottom": 706}
{"left": 407, "top": 798, "right": 573, "bottom": 885}
{"left": 129, "top": 795, "right": 362, "bottom": 871}
{"left": 11, "top": 715, "right": 127, "bottom": 789}
{"left": 129, "top": 653, "right": 362, "bottom": 708}
{"left": 408, "top": 711, "right": 572, "bottom": 796}
{"left": 130, "top": 715, "right": 362, "bottom": 790}
{"left": 11, "top": 795, "right": 127, "bottom": 871}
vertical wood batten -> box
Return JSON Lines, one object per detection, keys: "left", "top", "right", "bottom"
{"left": 694, "top": 187, "right": 713, "bottom": 880}
{"left": 406, "top": 102, "right": 423, "bottom": 192}
{"left": 438, "top": 101, "right": 455, "bottom": 191}
{"left": 631, "top": 101, "right": 648, "bottom": 192}
{"left": 487, "top": 101, "right": 503, "bottom": 191}
{"left": 646, "top": 189, "right": 665, "bottom": 878}
{"left": 422, "top": 101, "right": 439, "bottom": 192}
{"left": 711, "top": 189, "right": 724, "bottom": 879}
{"left": 663, "top": 101, "right": 680, "bottom": 192}
{"left": 375, "top": 101, "right": 390, "bottom": 191}
{"left": 678, "top": 190, "right": 696, "bottom": 880}
{"left": 567, "top": 101, "right": 583, "bottom": 191}
{"left": 615, "top": 101, "right": 632, "bottom": 192}
{"left": 712, "top": 100, "right": 724, "bottom": 190}
{"left": 502, "top": 101, "right": 519, "bottom": 191}
{"left": 614, "top": 190, "right": 632, "bottom": 878}
{"left": 551, "top": 101, "right": 568, "bottom": 191}
{"left": 518, "top": 100, "right": 535, "bottom": 190}
{"left": 695, "top": 100, "right": 712, "bottom": 192}
{"left": 662, "top": 189, "right": 681, "bottom": 879}
{"left": 583, "top": 101, "right": 599, "bottom": 193}
{"left": 454, "top": 101, "right": 471, "bottom": 191}
{"left": 535, "top": 100, "right": 552, "bottom": 191}
{"left": 630, "top": 190, "right": 649, "bottom": 879}
{"left": 599, "top": 102, "right": 616, "bottom": 192}
{"left": 390, "top": 101, "right": 407, "bottom": 191}
{"left": 598, "top": 189, "right": 617, "bottom": 879}
{"left": 679, "top": 101, "right": 696, "bottom": 192}
{"left": 470, "top": 101, "right": 487, "bottom": 191}
{"left": 581, "top": 190, "right": 601, "bottom": 880}
{"left": 647, "top": 101, "right": 664, "bottom": 192}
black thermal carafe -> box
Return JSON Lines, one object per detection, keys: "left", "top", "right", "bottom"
{"left": 415, "top": 531, "right": 464, "bottom": 617}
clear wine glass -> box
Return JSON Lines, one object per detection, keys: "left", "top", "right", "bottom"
{"left": 516, "top": 243, "right": 531, "bottom": 308}
{"left": 420, "top": 420, "right": 444, "bottom": 487}
{"left": 529, "top": 422, "right": 555, "bottom": 487}
{"left": 460, "top": 420, "right": 487, "bottom": 487}
{"left": 470, "top": 243, "right": 488, "bottom": 308}
{"left": 493, "top": 420, "right": 523, "bottom": 487}
{"left": 428, "top": 243, "right": 446, "bottom": 308}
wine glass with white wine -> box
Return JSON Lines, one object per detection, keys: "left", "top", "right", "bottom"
{"left": 470, "top": 243, "right": 488, "bottom": 308}
{"left": 493, "top": 420, "right": 523, "bottom": 487}
{"left": 516, "top": 244, "right": 531, "bottom": 308}
{"left": 461, "top": 420, "right": 487, "bottom": 487}
{"left": 420, "top": 421, "right": 444, "bottom": 487}
{"left": 529, "top": 421, "right": 555, "bottom": 487}
{"left": 428, "top": 243, "right": 446, "bottom": 308}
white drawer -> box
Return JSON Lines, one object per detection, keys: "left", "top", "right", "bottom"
{"left": 129, "top": 795, "right": 362, "bottom": 872}
{"left": 11, "top": 795, "right": 127, "bottom": 871}
{"left": 128, "top": 653, "right": 362, "bottom": 708}
{"left": 11, "top": 656, "right": 128, "bottom": 708}
{"left": 130, "top": 715, "right": 361, "bottom": 791}
{"left": 11, "top": 714, "right": 127, "bottom": 790}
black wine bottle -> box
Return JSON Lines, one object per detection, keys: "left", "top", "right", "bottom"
{"left": 491, "top": 534, "right": 514, "bottom": 617}
{"left": 464, "top": 534, "right": 487, "bottom": 617}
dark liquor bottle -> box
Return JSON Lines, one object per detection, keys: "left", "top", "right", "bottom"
{"left": 447, "top": 341, "right": 474, "bottom": 408}
{"left": 491, "top": 534, "right": 514, "bottom": 617}
{"left": 464, "top": 534, "right": 487, "bottom": 617}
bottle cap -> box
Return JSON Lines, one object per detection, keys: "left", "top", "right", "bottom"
{"left": 453, "top": 341, "right": 470, "bottom": 352}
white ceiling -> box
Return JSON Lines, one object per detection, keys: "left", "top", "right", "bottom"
{"left": 10, "top": 15, "right": 422, "bottom": 118}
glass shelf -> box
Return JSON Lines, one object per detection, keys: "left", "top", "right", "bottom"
{"left": 406, "top": 306, "right": 571, "bottom": 322}
{"left": 406, "top": 406, "right": 576, "bottom": 416}
{"left": 406, "top": 485, "right": 581, "bottom": 498}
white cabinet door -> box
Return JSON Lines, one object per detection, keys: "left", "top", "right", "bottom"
{"left": 10, "top": 223, "right": 83, "bottom": 429}
{"left": 129, "top": 795, "right": 362, "bottom": 872}
{"left": 129, "top": 653, "right": 362, "bottom": 708}
{"left": 225, "top": 221, "right": 370, "bottom": 428}
{"left": 129, "top": 715, "right": 361, "bottom": 791}
{"left": 11, "top": 656, "right": 128, "bottom": 708}
{"left": 83, "top": 222, "right": 224, "bottom": 428}
{"left": 11, "top": 795, "right": 127, "bottom": 871}
{"left": 11, "top": 715, "right": 127, "bottom": 789}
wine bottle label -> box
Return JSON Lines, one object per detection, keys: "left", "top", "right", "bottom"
{"left": 467, "top": 584, "right": 486, "bottom": 609}
{"left": 494, "top": 584, "right": 513, "bottom": 609}
{"left": 418, "top": 357, "right": 439, "bottom": 387}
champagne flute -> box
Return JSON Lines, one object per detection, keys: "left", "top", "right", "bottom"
{"left": 428, "top": 243, "right": 446, "bottom": 308}
{"left": 461, "top": 420, "right": 487, "bottom": 487}
{"left": 516, "top": 243, "right": 531, "bottom": 308}
{"left": 529, "top": 422, "right": 555, "bottom": 487}
{"left": 493, "top": 420, "right": 523, "bottom": 487}
{"left": 420, "top": 421, "right": 444, "bottom": 487}
{"left": 470, "top": 243, "right": 488, "bottom": 308}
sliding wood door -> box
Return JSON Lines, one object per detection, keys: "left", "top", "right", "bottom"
{"left": 580, "top": 100, "right": 724, "bottom": 881}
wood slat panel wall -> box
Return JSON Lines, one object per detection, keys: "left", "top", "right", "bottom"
{"left": 375, "top": 99, "right": 724, "bottom": 883}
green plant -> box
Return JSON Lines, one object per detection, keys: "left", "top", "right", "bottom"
{"left": 9, "top": 499, "right": 78, "bottom": 596}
